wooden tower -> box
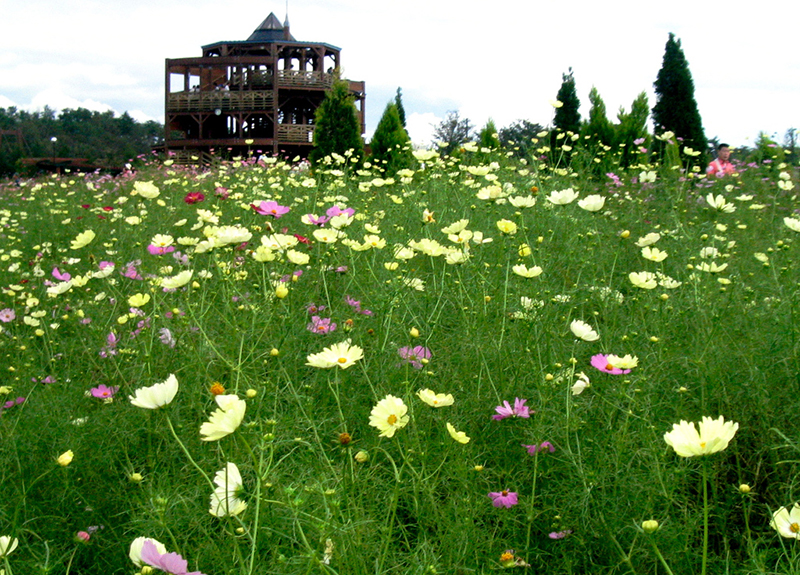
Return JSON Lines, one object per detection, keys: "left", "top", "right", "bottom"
{"left": 164, "top": 13, "right": 365, "bottom": 162}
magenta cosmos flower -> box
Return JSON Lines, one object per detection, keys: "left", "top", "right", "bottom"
{"left": 90, "top": 384, "right": 119, "bottom": 399}
{"left": 493, "top": 398, "right": 531, "bottom": 420}
{"left": 398, "top": 346, "right": 431, "bottom": 369}
{"left": 326, "top": 205, "right": 355, "bottom": 218}
{"left": 307, "top": 316, "right": 337, "bottom": 335}
{"left": 251, "top": 200, "right": 290, "bottom": 218}
{"left": 522, "top": 441, "right": 555, "bottom": 455}
{"left": 590, "top": 354, "right": 631, "bottom": 375}
{"left": 488, "top": 490, "right": 518, "bottom": 508}
{"left": 140, "top": 540, "right": 206, "bottom": 575}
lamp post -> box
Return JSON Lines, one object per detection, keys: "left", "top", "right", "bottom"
{"left": 50, "top": 136, "right": 57, "bottom": 167}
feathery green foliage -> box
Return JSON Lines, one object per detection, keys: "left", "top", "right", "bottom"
{"left": 309, "top": 78, "right": 364, "bottom": 166}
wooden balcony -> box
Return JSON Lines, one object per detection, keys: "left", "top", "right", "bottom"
{"left": 276, "top": 70, "right": 334, "bottom": 89}
{"left": 167, "top": 90, "right": 275, "bottom": 112}
{"left": 276, "top": 124, "right": 314, "bottom": 143}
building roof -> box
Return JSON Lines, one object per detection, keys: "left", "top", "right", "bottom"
{"left": 247, "top": 12, "right": 295, "bottom": 42}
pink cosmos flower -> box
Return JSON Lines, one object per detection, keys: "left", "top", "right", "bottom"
{"left": 590, "top": 354, "right": 631, "bottom": 375}
{"left": 214, "top": 186, "right": 229, "bottom": 199}
{"left": 0, "top": 308, "right": 15, "bottom": 322}
{"left": 488, "top": 490, "right": 518, "bottom": 508}
{"left": 140, "top": 540, "right": 206, "bottom": 575}
{"left": 304, "top": 213, "right": 330, "bottom": 226}
{"left": 90, "top": 384, "right": 119, "bottom": 399}
{"left": 523, "top": 441, "right": 555, "bottom": 455}
{"left": 493, "top": 398, "right": 531, "bottom": 421}
{"left": 251, "top": 200, "right": 290, "bottom": 218}
{"left": 398, "top": 346, "right": 431, "bottom": 370}
{"left": 307, "top": 316, "right": 337, "bottom": 335}
{"left": 549, "top": 530, "right": 572, "bottom": 539}
{"left": 147, "top": 244, "right": 175, "bottom": 255}
{"left": 326, "top": 205, "right": 355, "bottom": 218}
{"left": 306, "top": 303, "right": 326, "bottom": 315}
{"left": 52, "top": 267, "right": 71, "bottom": 281}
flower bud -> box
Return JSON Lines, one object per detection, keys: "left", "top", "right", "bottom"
{"left": 642, "top": 520, "right": 659, "bottom": 534}
{"left": 739, "top": 484, "right": 751, "bottom": 494}
{"left": 354, "top": 450, "right": 369, "bottom": 463}
{"left": 129, "top": 472, "right": 144, "bottom": 483}
{"left": 409, "top": 327, "right": 420, "bottom": 338}
{"left": 57, "top": 450, "right": 74, "bottom": 467}
{"left": 246, "top": 388, "right": 257, "bottom": 398}
{"left": 275, "top": 284, "right": 289, "bottom": 299}
{"left": 270, "top": 348, "right": 280, "bottom": 357}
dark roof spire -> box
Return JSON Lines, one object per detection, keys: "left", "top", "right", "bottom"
{"left": 247, "top": 12, "right": 295, "bottom": 42}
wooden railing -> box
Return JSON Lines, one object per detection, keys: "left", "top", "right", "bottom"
{"left": 277, "top": 70, "right": 334, "bottom": 89}
{"left": 276, "top": 124, "right": 314, "bottom": 143}
{"left": 170, "top": 150, "right": 216, "bottom": 165}
{"left": 167, "top": 90, "right": 275, "bottom": 112}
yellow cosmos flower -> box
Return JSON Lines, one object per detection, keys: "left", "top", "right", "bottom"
{"left": 70, "top": 230, "right": 96, "bottom": 249}
{"left": 446, "top": 422, "right": 470, "bottom": 444}
{"left": 200, "top": 395, "right": 246, "bottom": 442}
{"left": 641, "top": 246, "right": 668, "bottom": 262}
{"left": 496, "top": 219, "right": 518, "bottom": 235}
{"left": 417, "top": 388, "right": 454, "bottom": 407}
{"left": 629, "top": 271, "right": 657, "bottom": 289}
{"left": 512, "top": 264, "right": 543, "bottom": 278}
{"left": 663, "top": 415, "right": 739, "bottom": 457}
{"left": 128, "top": 293, "right": 151, "bottom": 308}
{"left": 306, "top": 340, "right": 364, "bottom": 369}
{"left": 368, "top": 395, "right": 409, "bottom": 438}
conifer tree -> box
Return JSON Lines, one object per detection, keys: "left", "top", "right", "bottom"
{"left": 394, "top": 87, "right": 407, "bottom": 129}
{"left": 652, "top": 33, "right": 707, "bottom": 162}
{"left": 309, "top": 78, "right": 363, "bottom": 166}
{"left": 616, "top": 92, "right": 650, "bottom": 168}
{"left": 433, "top": 111, "right": 474, "bottom": 155}
{"left": 553, "top": 68, "right": 581, "bottom": 135}
{"left": 583, "top": 87, "right": 614, "bottom": 149}
{"left": 478, "top": 119, "right": 500, "bottom": 150}
{"left": 369, "top": 102, "right": 413, "bottom": 174}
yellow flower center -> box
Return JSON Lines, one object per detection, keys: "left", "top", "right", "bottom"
{"left": 791, "top": 522, "right": 800, "bottom": 534}
{"left": 387, "top": 414, "right": 398, "bottom": 425}
{"left": 700, "top": 442, "right": 707, "bottom": 449}
{"left": 337, "top": 357, "right": 347, "bottom": 363}
{"left": 501, "top": 490, "right": 509, "bottom": 496}
{"left": 500, "top": 553, "right": 514, "bottom": 562}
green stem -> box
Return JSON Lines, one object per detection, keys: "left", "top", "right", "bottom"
{"left": 702, "top": 459, "right": 709, "bottom": 575}
{"left": 165, "top": 415, "right": 214, "bottom": 493}
{"left": 647, "top": 536, "right": 676, "bottom": 575}
{"left": 524, "top": 451, "right": 540, "bottom": 555}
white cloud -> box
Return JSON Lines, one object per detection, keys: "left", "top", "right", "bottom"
{"left": 406, "top": 112, "right": 442, "bottom": 148}
{"left": 28, "top": 89, "right": 114, "bottom": 114}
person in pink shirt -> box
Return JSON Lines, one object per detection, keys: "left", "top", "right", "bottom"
{"left": 706, "top": 143, "right": 735, "bottom": 177}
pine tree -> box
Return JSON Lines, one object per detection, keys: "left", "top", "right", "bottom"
{"left": 652, "top": 33, "right": 707, "bottom": 162}
{"left": 309, "top": 78, "right": 364, "bottom": 166}
{"left": 553, "top": 68, "right": 581, "bottom": 135}
{"left": 394, "top": 87, "right": 407, "bottom": 129}
{"left": 369, "top": 102, "right": 412, "bottom": 174}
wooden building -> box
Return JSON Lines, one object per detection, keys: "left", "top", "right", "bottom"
{"left": 164, "top": 13, "right": 365, "bottom": 163}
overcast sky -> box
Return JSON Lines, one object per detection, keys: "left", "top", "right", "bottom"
{"left": 1, "top": 0, "right": 798, "bottom": 149}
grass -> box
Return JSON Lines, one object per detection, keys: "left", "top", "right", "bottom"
{"left": 0, "top": 141, "right": 798, "bottom": 575}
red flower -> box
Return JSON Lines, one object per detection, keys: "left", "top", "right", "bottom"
{"left": 184, "top": 192, "right": 205, "bottom": 205}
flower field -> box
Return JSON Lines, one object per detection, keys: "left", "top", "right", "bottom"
{"left": 0, "top": 143, "right": 799, "bottom": 574}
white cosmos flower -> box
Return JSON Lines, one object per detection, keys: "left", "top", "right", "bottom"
{"left": 512, "top": 264, "right": 543, "bottom": 278}
{"left": 770, "top": 503, "right": 800, "bottom": 539}
{"left": 200, "top": 395, "right": 246, "bottom": 441}
{"left": 129, "top": 537, "right": 167, "bottom": 567}
{"left": 209, "top": 462, "right": 247, "bottom": 517}
{"left": 783, "top": 217, "right": 800, "bottom": 233}
{"left": 546, "top": 188, "right": 579, "bottom": 205}
{"left": 571, "top": 372, "right": 590, "bottom": 395}
{"left": 641, "top": 246, "right": 668, "bottom": 262}
{"left": 705, "top": 193, "right": 736, "bottom": 213}
{"left": 629, "top": 271, "right": 657, "bottom": 289}
{"left": 635, "top": 233, "right": 661, "bottom": 247}
{"left": 577, "top": 194, "right": 605, "bottom": 212}
{"left": 129, "top": 374, "right": 179, "bottom": 409}
{"left": 508, "top": 195, "right": 537, "bottom": 208}
{"left": 570, "top": 320, "right": 599, "bottom": 341}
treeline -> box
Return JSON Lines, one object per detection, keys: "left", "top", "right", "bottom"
{"left": 0, "top": 107, "right": 163, "bottom": 176}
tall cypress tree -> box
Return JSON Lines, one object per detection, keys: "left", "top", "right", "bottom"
{"left": 652, "top": 33, "right": 707, "bottom": 161}
{"left": 553, "top": 68, "right": 581, "bottom": 135}
{"left": 394, "top": 87, "right": 407, "bottom": 129}
{"left": 309, "top": 78, "right": 364, "bottom": 166}
{"left": 369, "top": 102, "right": 412, "bottom": 174}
